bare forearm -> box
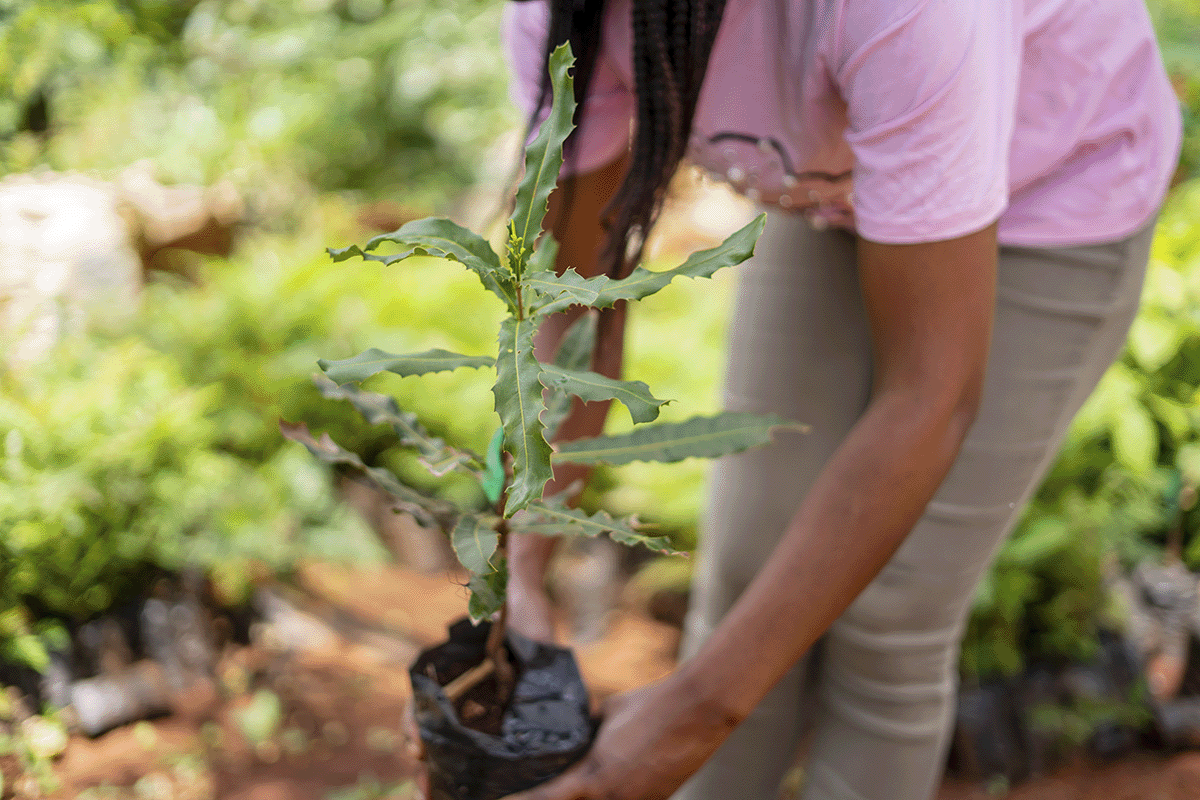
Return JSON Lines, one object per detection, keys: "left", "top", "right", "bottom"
{"left": 679, "top": 389, "right": 977, "bottom": 719}
{"left": 680, "top": 226, "right": 999, "bottom": 716}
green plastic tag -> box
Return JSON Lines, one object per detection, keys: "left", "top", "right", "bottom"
{"left": 482, "top": 426, "right": 506, "bottom": 505}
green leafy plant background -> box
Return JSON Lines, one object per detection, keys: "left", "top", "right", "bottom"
{"left": 960, "top": 179, "right": 1200, "bottom": 679}
{"left": 1, "top": 0, "right": 1200, "bottom": 696}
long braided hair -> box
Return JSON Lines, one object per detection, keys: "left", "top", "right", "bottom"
{"left": 514, "top": 0, "right": 728, "bottom": 277}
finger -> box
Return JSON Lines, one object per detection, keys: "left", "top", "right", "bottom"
{"left": 597, "top": 687, "right": 634, "bottom": 719}
{"left": 598, "top": 693, "right": 622, "bottom": 717}
{"left": 501, "top": 769, "right": 592, "bottom": 800}
{"left": 400, "top": 698, "right": 431, "bottom": 797}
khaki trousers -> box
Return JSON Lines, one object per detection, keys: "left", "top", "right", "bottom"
{"left": 674, "top": 214, "right": 1158, "bottom": 800}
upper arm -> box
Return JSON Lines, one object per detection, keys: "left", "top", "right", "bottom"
{"left": 835, "top": 0, "right": 1020, "bottom": 243}
{"left": 536, "top": 155, "right": 631, "bottom": 388}
{"left": 502, "top": 1, "right": 634, "bottom": 178}
{"left": 856, "top": 223, "right": 998, "bottom": 422}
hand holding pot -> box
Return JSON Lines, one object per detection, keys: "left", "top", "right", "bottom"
{"left": 501, "top": 672, "right": 741, "bottom": 800}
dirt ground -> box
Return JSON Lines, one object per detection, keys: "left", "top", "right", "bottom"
{"left": 12, "top": 561, "right": 1200, "bottom": 800}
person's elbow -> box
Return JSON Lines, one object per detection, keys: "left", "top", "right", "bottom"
{"left": 947, "top": 369, "right": 984, "bottom": 447}
{"left": 876, "top": 366, "right": 986, "bottom": 464}
{"left": 920, "top": 366, "right": 986, "bottom": 457}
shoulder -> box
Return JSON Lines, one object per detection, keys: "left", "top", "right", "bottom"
{"left": 830, "top": 0, "right": 1013, "bottom": 75}
{"left": 834, "top": 0, "right": 1019, "bottom": 242}
{"left": 830, "top": 0, "right": 1020, "bottom": 124}
{"left": 502, "top": 0, "right": 550, "bottom": 45}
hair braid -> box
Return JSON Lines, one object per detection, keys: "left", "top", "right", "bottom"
{"left": 672, "top": 0, "right": 691, "bottom": 101}
{"left": 530, "top": 0, "right": 607, "bottom": 161}
{"left": 515, "top": 0, "right": 728, "bottom": 276}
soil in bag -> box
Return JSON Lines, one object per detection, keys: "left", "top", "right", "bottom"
{"left": 410, "top": 618, "right": 595, "bottom": 800}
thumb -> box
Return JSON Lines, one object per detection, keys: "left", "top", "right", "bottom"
{"left": 502, "top": 769, "right": 591, "bottom": 800}
{"left": 401, "top": 699, "right": 424, "bottom": 761}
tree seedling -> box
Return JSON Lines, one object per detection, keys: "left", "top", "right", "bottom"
{"left": 282, "top": 43, "right": 800, "bottom": 707}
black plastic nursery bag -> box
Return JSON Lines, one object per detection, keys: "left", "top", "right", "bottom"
{"left": 410, "top": 618, "right": 595, "bottom": 800}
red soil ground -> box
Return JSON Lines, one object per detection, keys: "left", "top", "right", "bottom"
{"left": 11, "top": 562, "right": 1200, "bottom": 800}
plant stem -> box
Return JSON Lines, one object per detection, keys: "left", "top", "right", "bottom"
{"left": 431, "top": 466, "right": 523, "bottom": 709}
{"left": 486, "top": 528, "right": 517, "bottom": 707}
{"left": 443, "top": 658, "right": 495, "bottom": 703}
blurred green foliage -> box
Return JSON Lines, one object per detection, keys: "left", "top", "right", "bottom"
{"left": 0, "top": 205, "right": 508, "bottom": 670}
{"left": 0, "top": 0, "right": 1199, "bottom": 689}
{"left": 2, "top": 0, "right": 518, "bottom": 212}
{"left": 0, "top": 0, "right": 191, "bottom": 123}
{"left": 0, "top": 0, "right": 519, "bottom": 668}
{"left": 961, "top": 180, "right": 1200, "bottom": 679}
{"left": 136, "top": 214, "right": 510, "bottom": 504}
{"left": 0, "top": 332, "right": 380, "bottom": 670}
{"left": 1150, "top": 0, "right": 1200, "bottom": 183}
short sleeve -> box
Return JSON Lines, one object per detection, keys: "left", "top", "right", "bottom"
{"left": 502, "top": 1, "right": 635, "bottom": 176}
{"left": 833, "top": 0, "right": 1019, "bottom": 243}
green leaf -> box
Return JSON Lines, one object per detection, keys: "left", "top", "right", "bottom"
{"left": 541, "top": 313, "right": 598, "bottom": 439}
{"left": 1000, "top": 518, "right": 1072, "bottom": 567}
{"left": 1178, "top": 443, "right": 1200, "bottom": 486}
{"left": 1110, "top": 404, "right": 1159, "bottom": 473}
{"left": 553, "top": 311, "right": 598, "bottom": 371}
{"left": 1146, "top": 394, "right": 1192, "bottom": 443}
{"left": 312, "top": 373, "right": 480, "bottom": 476}
{"left": 451, "top": 515, "right": 500, "bottom": 577}
{"left": 234, "top": 689, "right": 283, "bottom": 745}
{"left": 467, "top": 565, "right": 507, "bottom": 622}
{"left": 356, "top": 217, "right": 519, "bottom": 311}
{"left": 2, "top": 634, "right": 48, "bottom": 673}
{"left": 525, "top": 269, "right": 611, "bottom": 315}
{"left": 527, "top": 214, "right": 767, "bottom": 316}
{"left": 327, "top": 243, "right": 415, "bottom": 266}
{"left": 279, "top": 420, "right": 457, "bottom": 530}
{"left": 554, "top": 412, "right": 804, "bottom": 466}
{"left": 493, "top": 318, "right": 553, "bottom": 514}
{"left": 318, "top": 347, "right": 493, "bottom": 384}
{"left": 527, "top": 231, "right": 560, "bottom": 276}
{"left": 22, "top": 716, "right": 68, "bottom": 760}
{"left": 482, "top": 427, "right": 506, "bottom": 505}
{"left": 507, "top": 43, "right": 576, "bottom": 279}
{"left": 513, "top": 499, "right": 678, "bottom": 554}
{"left": 1127, "top": 311, "right": 1183, "bottom": 373}
{"left": 539, "top": 363, "right": 667, "bottom": 424}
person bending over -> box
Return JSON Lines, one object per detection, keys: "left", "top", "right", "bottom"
{"left": 497, "top": 1, "right": 1182, "bottom": 798}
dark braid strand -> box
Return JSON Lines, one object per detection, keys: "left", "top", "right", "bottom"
{"left": 513, "top": 0, "right": 729, "bottom": 276}
{"left": 603, "top": 0, "right": 728, "bottom": 276}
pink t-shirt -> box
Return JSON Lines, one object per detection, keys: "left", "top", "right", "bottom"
{"left": 503, "top": 0, "right": 1182, "bottom": 246}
